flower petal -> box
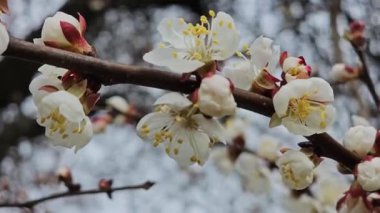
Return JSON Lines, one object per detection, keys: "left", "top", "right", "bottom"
{"left": 281, "top": 117, "right": 316, "bottom": 136}
{"left": 136, "top": 112, "right": 173, "bottom": 139}
{"left": 42, "top": 12, "right": 81, "bottom": 46}
{"left": 192, "top": 114, "right": 227, "bottom": 144}
{"left": 210, "top": 12, "right": 240, "bottom": 60}
{"left": 47, "top": 116, "right": 92, "bottom": 152}
{"left": 39, "top": 91, "right": 85, "bottom": 122}
{"left": 29, "top": 74, "right": 63, "bottom": 104}
{"left": 143, "top": 47, "right": 204, "bottom": 73}
{"left": 38, "top": 64, "right": 68, "bottom": 77}
{"left": 168, "top": 126, "right": 210, "bottom": 167}
{"left": 249, "top": 36, "right": 280, "bottom": 72}
{"left": 308, "top": 78, "right": 334, "bottom": 103}
{"left": 153, "top": 92, "right": 192, "bottom": 110}
{"left": 157, "top": 17, "right": 188, "bottom": 49}
{"left": 223, "top": 60, "right": 254, "bottom": 90}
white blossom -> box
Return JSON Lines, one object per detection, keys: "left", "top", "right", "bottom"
{"left": 37, "top": 91, "right": 92, "bottom": 152}
{"left": 197, "top": 74, "right": 236, "bottom": 117}
{"left": 34, "top": 12, "right": 92, "bottom": 54}
{"left": 272, "top": 77, "right": 336, "bottom": 136}
{"left": 136, "top": 92, "right": 226, "bottom": 167}
{"left": 257, "top": 135, "right": 281, "bottom": 162}
{"left": 235, "top": 153, "right": 271, "bottom": 194}
{"left": 343, "top": 125, "right": 377, "bottom": 158}
{"left": 223, "top": 36, "right": 280, "bottom": 90}
{"left": 276, "top": 150, "right": 315, "bottom": 190}
{"left": 106, "top": 96, "right": 129, "bottom": 113}
{"left": 0, "top": 22, "right": 9, "bottom": 55}
{"left": 357, "top": 157, "right": 380, "bottom": 192}
{"left": 224, "top": 116, "right": 248, "bottom": 140}
{"left": 143, "top": 11, "right": 240, "bottom": 73}
{"left": 282, "top": 56, "right": 311, "bottom": 82}
{"left": 330, "top": 63, "right": 359, "bottom": 82}
{"left": 210, "top": 147, "right": 234, "bottom": 175}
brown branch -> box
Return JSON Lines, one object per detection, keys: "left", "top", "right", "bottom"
{"left": 3, "top": 37, "right": 360, "bottom": 170}
{"left": 0, "top": 181, "right": 155, "bottom": 208}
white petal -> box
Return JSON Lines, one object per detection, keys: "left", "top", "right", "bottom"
{"left": 222, "top": 60, "right": 254, "bottom": 90}
{"left": 39, "top": 91, "right": 85, "bottom": 122}
{"left": 0, "top": 22, "right": 9, "bottom": 55}
{"left": 41, "top": 12, "right": 80, "bottom": 45}
{"left": 210, "top": 12, "right": 240, "bottom": 60}
{"left": 29, "top": 74, "right": 63, "bottom": 104}
{"left": 249, "top": 36, "right": 279, "bottom": 71}
{"left": 136, "top": 112, "right": 173, "bottom": 139}
{"left": 235, "top": 152, "right": 261, "bottom": 176}
{"left": 168, "top": 125, "right": 210, "bottom": 167}
{"left": 192, "top": 114, "right": 227, "bottom": 143}
{"left": 304, "top": 105, "right": 336, "bottom": 132}
{"left": 282, "top": 57, "right": 300, "bottom": 72}
{"left": 47, "top": 117, "right": 92, "bottom": 152}
{"left": 106, "top": 96, "right": 129, "bottom": 113}
{"left": 153, "top": 92, "right": 192, "bottom": 111}
{"left": 157, "top": 18, "right": 187, "bottom": 49}
{"left": 281, "top": 117, "right": 317, "bottom": 136}
{"left": 210, "top": 147, "right": 234, "bottom": 175}
{"left": 272, "top": 85, "right": 294, "bottom": 117}
{"left": 38, "top": 64, "right": 68, "bottom": 77}
{"left": 143, "top": 47, "right": 204, "bottom": 73}
{"left": 308, "top": 78, "right": 334, "bottom": 103}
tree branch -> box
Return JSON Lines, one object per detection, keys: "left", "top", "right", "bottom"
{"left": 0, "top": 181, "right": 155, "bottom": 208}
{"left": 3, "top": 37, "right": 361, "bottom": 170}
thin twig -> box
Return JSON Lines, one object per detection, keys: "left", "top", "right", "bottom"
{"left": 352, "top": 44, "right": 380, "bottom": 108}
{"left": 0, "top": 181, "right": 155, "bottom": 208}
{"left": 3, "top": 38, "right": 361, "bottom": 170}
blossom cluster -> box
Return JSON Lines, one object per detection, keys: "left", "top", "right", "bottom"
{"left": 336, "top": 122, "right": 380, "bottom": 212}
{"left": 139, "top": 10, "right": 337, "bottom": 167}
{"left": 28, "top": 13, "right": 100, "bottom": 151}
{"left": 210, "top": 117, "right": 277, "bottom": 194}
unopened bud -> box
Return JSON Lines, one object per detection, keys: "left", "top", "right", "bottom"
{"left": 57, "top": 167, "right": 72, "bottom": 184}
{"left": 98, "top": 179, "right": 113, "bottom": 199}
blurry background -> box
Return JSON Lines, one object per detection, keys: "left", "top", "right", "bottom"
{"left": 0, "top": 0, "right": 378, "bottom": 212}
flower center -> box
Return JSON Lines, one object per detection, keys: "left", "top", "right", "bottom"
{"left": 288, "top": 95, "right": 327, "bottom": 128}
{"left": 39, "top": 108, "right": 84, "bottom": 139}
{"left": 178, "top": 11, "right": 223, "bottom": 63}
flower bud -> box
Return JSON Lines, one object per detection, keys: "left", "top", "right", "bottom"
{"left": 98, "top": 179, "right": 113, "bottom": 191}
{"left": 357, "top": 157, "right": 380, "bottom": 192}
{"left": 257, "top": 135, "right": 280, "bottom": 162}
{"left": 57, "top": 167, "right": 72, "bottom": 184}
{"left": 210, "top": 147, "right": 234, "bottom": 175}
{"left": 197, "top": 75, "right": 236, "bottom": 117}
{"left": 281, "top": 56, "right": 311, "bottom": 82}
{"left": 343, "top": 125, "right": 377, "bottom": 158}
{"left": 106, "top": 96, "right": 129, "bottom": 113}
{"left": 330, "top": 63, "right": 360, "bottom": 82}
{"left": 276, "top": 150, "right": 315, "bottom": 190}
{"left": 346, "top": 21, "right": 366, "bottom": 48}
{"left": 34, "top": 12, "right": 92, "bottom": 55}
